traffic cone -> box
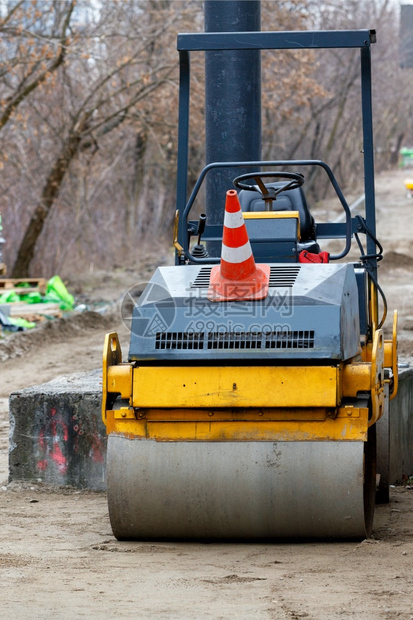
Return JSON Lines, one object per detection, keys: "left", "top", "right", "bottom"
{"left": 207, "top": 189, "right": 270, "bottom": 302}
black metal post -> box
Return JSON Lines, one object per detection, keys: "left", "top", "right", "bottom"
{"left": 205, "top": 0, "right": 261, "bottom": 255}
{"left": 360, "top": 45, "right": 377, "bottom": 281}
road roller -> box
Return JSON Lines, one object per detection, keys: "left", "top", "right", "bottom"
{"left": 102, "top": 29, "right": 398, "bottom": 539}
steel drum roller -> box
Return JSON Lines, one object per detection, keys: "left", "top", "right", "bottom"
{"left": 107, "top": 435, "right": 375, "bottom": 540}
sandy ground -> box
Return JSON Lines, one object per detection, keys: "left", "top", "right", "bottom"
{"left": 0, "top": 169, "right": 412, "bottom": 619}
{"left": 0, "top": 486, "right": 413, "bottom": 620}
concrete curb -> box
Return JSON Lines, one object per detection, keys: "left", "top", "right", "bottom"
{"left": 9, "top": 370, "right": 106, "bottom": 491}
{"left": 389, "top": 367, "right": 413, "bottom": 483}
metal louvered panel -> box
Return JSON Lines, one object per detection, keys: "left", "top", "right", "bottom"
{"left": 190, "top": 265, "right": 300, "bottom": 289}
{"left": 155, "top": 332, "right": 205, "bottom": 350}
{"left": 264, "top": 329, "right": 314, "bottom": 349}
{"left": 191, "top": 267, "right": 212, "bottom": 289}
{"left": 155, "top": 329, "right": 314, "bottom": 351}
{"left": 269, "top": 266, "right": 300, "bottom": 288}
{"left": 207, "top": 331, "right": 262, "bottom": 350}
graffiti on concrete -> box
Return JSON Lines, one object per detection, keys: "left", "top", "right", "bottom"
{"left": 35, "top": 401, "right": 105, "bottom": 483}
{"left": 37, "top": 407, "right": 68, "bottom": 474}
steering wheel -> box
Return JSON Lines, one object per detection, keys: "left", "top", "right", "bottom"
{"left": 233, "top": 171, "right": 305, "bottom": 209}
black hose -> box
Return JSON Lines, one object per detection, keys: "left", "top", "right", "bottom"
{"left": 354, "top": 215, "right": 387, "bottom": 329}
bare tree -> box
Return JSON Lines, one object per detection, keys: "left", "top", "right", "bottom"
{"left": 0, "top": 0, "right": 75, "bottom": 133}
{"left": 8, "top": 0, "right": 192, "bottom": 276}
{"left": 269, "top": 0, "right": 406, "bottom": 199}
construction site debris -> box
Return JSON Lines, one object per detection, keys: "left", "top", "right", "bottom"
{"left": 0, "top": 275, "right": 74, "bottom": 332}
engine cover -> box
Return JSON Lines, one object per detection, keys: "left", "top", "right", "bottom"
{"left": 128, "top": 263, "right": 360, "bottom": 362}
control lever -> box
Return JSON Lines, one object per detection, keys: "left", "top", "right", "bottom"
{"left": 192, "top": 213, "right": 208, "bottom": 258}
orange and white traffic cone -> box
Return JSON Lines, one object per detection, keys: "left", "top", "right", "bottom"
{"left": 207, "top": 189, "right": 270, "bottom": 302}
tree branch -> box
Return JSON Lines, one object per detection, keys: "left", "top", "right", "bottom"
{"left": 0, "top": 0, "right": 75, "bottom": 131}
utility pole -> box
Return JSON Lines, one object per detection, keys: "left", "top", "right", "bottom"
{"left": 204, "top": 0, "right": 261, "bottom": 255}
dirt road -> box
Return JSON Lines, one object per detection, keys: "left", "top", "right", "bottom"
{"left": 0, "top": 169, "right": 412, "bottom": 618}
{"left": 0, "top": 486, "right": 413, "bottom": 619}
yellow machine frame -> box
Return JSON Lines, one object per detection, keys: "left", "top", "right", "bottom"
{"left": 102, "top": 307, "right": 397, "bottom": 444}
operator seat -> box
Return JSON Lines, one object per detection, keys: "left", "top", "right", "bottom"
{"left": 239, "top": 182, "right": 317, "bottom": 244}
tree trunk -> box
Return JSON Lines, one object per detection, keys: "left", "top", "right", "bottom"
{"left": 11, "top": 131, "right": 82, "bottom": 277}
{"left": 390, "top": 132, "right": 404, "bottom": 167}
{"left": 128, "top": 130, "right": 147, "bottom": 241}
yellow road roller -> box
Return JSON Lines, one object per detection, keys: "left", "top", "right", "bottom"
{"left": 102, "top": 29, "right": 398, "bottom": 539}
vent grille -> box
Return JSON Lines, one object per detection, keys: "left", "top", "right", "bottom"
{"left": 207, "top": 332, "right": 262, "bottom": 350}
{"left": 264, "top": 329, "right": 314, "bottom": 349}
{"left": 269, "top": 266, "right": 300, "bottom": 288}
{"left": 191, "top": 266, "right": 300, "bottom": 289}
{"left": 155, "top": 329, "right": 314, "bottom": 351}
{"left": 191, "top": 267, "right": 212, "bottom": 289}
{"left": 155, "top": 332, "right": 204, "bottom": 350}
